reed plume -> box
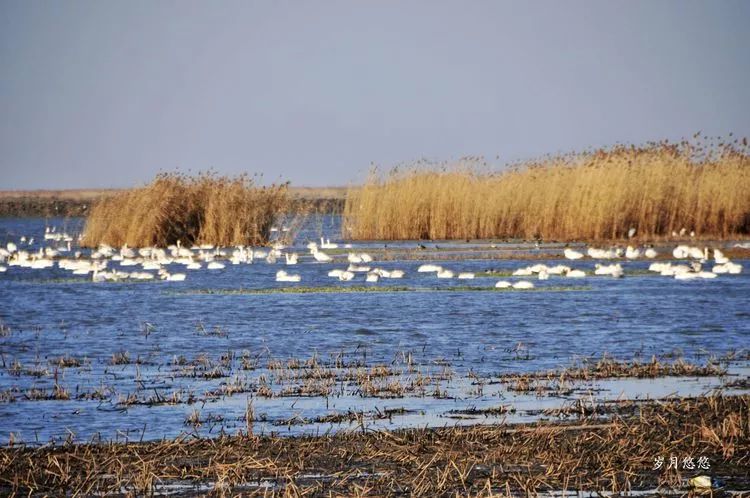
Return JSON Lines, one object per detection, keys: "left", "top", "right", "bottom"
{"left": 344, "top": 138, "right": 750, "bottom": 240}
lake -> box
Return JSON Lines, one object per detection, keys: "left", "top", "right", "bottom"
{"left": 0, "top": 216, "right": 748, "bottom": 444}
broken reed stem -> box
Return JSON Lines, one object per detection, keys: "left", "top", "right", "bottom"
{"left": 246, "top": 398, "right": 254, "bottom": 437}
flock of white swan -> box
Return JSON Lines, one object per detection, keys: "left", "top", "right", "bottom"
{"left": 0, "top": 228, "right": 745, "bottom": 289}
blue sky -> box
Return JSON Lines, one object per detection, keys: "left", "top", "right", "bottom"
{"left": 1, "top": 1, "right": 748, "bottom": 189}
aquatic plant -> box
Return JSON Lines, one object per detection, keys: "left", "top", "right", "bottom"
{"left": 344, "top": 136, "right": 750, "bottom": 240}
{"left": 82, "top": 172, "right": 290, "bottom": 247}
{"left": 173, "top": 285, "right": 590, "bottom": 295}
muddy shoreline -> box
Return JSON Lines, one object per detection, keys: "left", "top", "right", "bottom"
{"left": 1, "top": 394, "right": 747, "bottom": 496}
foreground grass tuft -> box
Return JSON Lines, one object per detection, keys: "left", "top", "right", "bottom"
{"left": 1, "top": 395, "right": 747, "bottom": 495}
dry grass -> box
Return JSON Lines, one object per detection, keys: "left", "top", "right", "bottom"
{"left": 344, "top": 137, "right": 750, "bottom": 241}
{"left": 1, "top": 394, "right": 747, "bottom": 496}
{"left": 82, "top": 173, "right": 290, "bottom": 247}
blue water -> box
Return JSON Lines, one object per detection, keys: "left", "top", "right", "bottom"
{"left": 0, "top": 217, "right": 748, "bottom": 444}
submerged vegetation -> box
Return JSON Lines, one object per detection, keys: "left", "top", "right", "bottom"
{"left": 344, "top": 137, "right": 750, "bottom": 241}
{"left": 82, "top": 173, "right": 290, "bottom": 247}
{"left": 172, "top": 285, "right": 590, "bottom": 295}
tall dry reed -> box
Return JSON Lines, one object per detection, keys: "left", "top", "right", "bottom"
{"left": 82, "top": 173, "right": 289, "bottom": 247}
{"left": 344, "top": 138, "right": 750, "bottom": 240}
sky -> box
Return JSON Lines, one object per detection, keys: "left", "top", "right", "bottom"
{"left": 1, "top": 1, "right": 749, "bottom": 190}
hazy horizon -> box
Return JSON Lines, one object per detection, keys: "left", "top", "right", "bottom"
{"left": 1, "top": 1, "right": 749, "bottom": 190}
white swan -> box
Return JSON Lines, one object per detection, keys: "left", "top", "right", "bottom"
{"left": 713, "top": 249, "right": 729, "bottom": 264}
{"left": 374, "top": 268, "right": 404, "bottom": 279}
{"left": 672, "top": 245, "right": 690, "bottom": 259}
{"left": 436, "top": 269, "right": 454, "bottom": 279}
{"left": 676, "top": 267, "right": 717, "bottom": 280}
{"left": 649, "top": 262, "right": 670, "bottom": 273}
{"left": 320, "top": 238, "right": 338, "bottom": 249}
{"left": 165, "top": 273, "right": 186, "bottom": 281}
{"left": 512, "top": 267, "right": 534, "bottom": 276}
{"left": 285, "top": 253, "right": 299, "bottom": 265}
{"left": 625, "top": 246, "right": 641, "bottom": 259}
{"left": 347, "top": 264, "right": 370, "bottom": 272}
{"left": 311, "top": 248, "right": 332, "bottom": 263}
{"left": 512, "top": 281, "right": 535, "bottom": 289}
{"left": 566, "top": 269, "right": 586, "bottom": 278}
{"left": 495, "top": 280, "right": 512, "bottom": 288}
{"left": 365, "top": 272, "right": 379, "bottom": 282}
{"left": 338, "top": 270, "right": 355, "bottom": 281}
{"left": 120, "top": 245, "right": 136, "bottom": 259}
{"left": 417, "top": 264, "right": 442, "bottom": 272}
{"left": 276, "top": 270, "right": 301, "bottom": 282}
{"left": 713, "top": 262, "right": 742, "bottom": 274}
{"left": 142, "top": 261, "right": 162, "bottom": 271}
{"left": 230, "top": 247, "right": 249, "bottom": 264}
{"left": 547, "top": 264, "right": 570, "bottom": 275}
{"left": 688, "top": 246, "right": 707, "bottom": 260}
{"left": 661, "top": 264, "right": 691, "bottom": 276}
{"left": 347, "top": 252, "right": 374, "bottom": 263}
{"left": 457, "top": 272, "right": 475, "bottom": 279}
{"left": 595, "top": 263, "right": 623, "bottom": 277}
{"left": 587, "top": 247, "right": 612, "bottom": 259}
{"left": 129, "top": 272, "right": 155, "bottom": 280}
{"left": 564, "top": 248, "right": 584, "bottom": 260}
{"left": 207, "top": 262, "right": 225, "bottom": 270}
{"left": 30, "top": 258, "right": 54, "bottom": 269}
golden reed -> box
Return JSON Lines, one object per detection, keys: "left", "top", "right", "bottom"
{"left": 344, "top": 138, "right": 750, "bottom": 241}
{"left": 82, "top": 173, "right": 289, "bottom": 247}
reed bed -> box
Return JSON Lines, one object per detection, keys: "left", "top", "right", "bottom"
{"left": 1, "top": 394, "right": 747, "bottom": 496}
{"left": 344, "top": 138, "right": 750, "bottom": 241}
{"left": 82, "top": 173, "right": 290, "bottom": 247}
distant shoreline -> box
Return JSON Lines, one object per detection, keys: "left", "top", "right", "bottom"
{"left": 0, "top": 187, "right": 348, "bottom": 217}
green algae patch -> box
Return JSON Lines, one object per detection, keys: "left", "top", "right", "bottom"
{"left": 169, "top": 285, "right": 592, "bottom": 296}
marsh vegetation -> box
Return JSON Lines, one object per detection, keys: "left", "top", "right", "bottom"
{"left": 344, "top": 138, "right": 750, "bottom": 241}
{"left": 82, "top": 173, "right": 290, "bottom": 248}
